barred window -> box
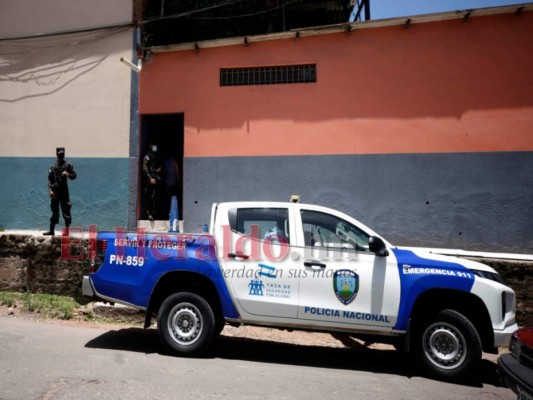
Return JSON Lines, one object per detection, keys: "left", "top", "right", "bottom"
{"left": 220, "top": 64, "right": 316, "bottom": 86}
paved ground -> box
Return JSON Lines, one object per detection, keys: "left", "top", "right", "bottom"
{"left": 0, "top": 312, "right": 515, "bottom": 400}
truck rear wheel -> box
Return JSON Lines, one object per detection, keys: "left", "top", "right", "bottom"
{"left": 414, "top": 309, "right": 482, "bottom": 378}
{"left": 158, "top": 292, "right": 215, "bottom": 356}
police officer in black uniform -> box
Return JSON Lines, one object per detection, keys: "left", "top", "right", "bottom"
{"left": 143, "top": 144, "right": 162, "bottom": 221}
{"left": 43, "top": 147, "right": 77, "bottom": 236}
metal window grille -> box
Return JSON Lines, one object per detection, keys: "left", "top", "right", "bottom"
{"left": 220, "top": 64, "right": 316, "bottom": 86}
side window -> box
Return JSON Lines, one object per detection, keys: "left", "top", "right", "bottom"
{"left": 229, "top": 208, "right": 290, "bottom": 243}
{"left": 301, "top": 210, "right": 369, "bottom": 251}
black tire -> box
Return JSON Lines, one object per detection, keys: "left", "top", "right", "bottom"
{"left": 157, "top": 292, "right": 215, "bottom": 356}
{"left": 214, "top": 317, "right": 226, "bottom": 337}
{"left": 413, "top": 309, "right": 482, "bottom": 379}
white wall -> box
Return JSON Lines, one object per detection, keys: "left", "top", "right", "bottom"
{"left": 0, "top": 0, "right": 132, "bottom": 39}
{"left": 0, "top": 0, "right": 134, "bottom": 158}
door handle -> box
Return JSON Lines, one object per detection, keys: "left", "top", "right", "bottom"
{"left": 228, "top": 252, "right": 250, "bottom": 260}
{"left": 304, "top": 260, "right": 326, "bottom": 268}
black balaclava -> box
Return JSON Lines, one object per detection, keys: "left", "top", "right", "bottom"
{"left": 56, "top": 147, "right": 65, "bottom": 163}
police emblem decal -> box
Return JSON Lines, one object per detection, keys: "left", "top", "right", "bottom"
{"left": 333, "top": 270, "right": 359, "bottom": 305}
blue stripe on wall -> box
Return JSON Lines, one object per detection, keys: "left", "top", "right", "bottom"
{"left": 183, "top": 151, "right": 533, "bottom": 254}
{"left": 0, "top": 157, "right": 129, "bottom": 231}
{"left": 127, "top": 27, "right": 141, "bottom": 231}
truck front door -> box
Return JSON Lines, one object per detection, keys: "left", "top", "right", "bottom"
{"left": 294, "top": 207, "right": 401, "bottom": 332}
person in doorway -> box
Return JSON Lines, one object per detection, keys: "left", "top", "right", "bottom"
{"left": 162, "top": 154, "right": 180, "bottom": 218}
{"left": 143, "top": 143, "right": 162, "bottom": 221}
{"left": 43, "top": 147, "right": 77, "bottom": 236}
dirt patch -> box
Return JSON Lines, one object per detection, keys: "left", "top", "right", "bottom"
{"left": 0, "top": 303, "right": 144, "bottom": 330}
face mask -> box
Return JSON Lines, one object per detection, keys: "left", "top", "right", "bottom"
{"left": 151, "top": 146, "right": 158, "bottom": 152}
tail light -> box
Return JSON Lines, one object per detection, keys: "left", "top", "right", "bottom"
{"left": 89, "top": 239, "right": 108, "bottom": 273}
{"left": 97, "top": 239, "right": 108, "bottom": 255}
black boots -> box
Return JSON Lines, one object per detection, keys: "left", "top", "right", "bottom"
{"left": 43, "top": 223, "right": 55, "bottom": 236}
{"left": 43, "top": 222, "right": 71, "bottom": 236}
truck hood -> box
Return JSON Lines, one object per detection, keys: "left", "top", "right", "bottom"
{"left": 397, "top": 247, "right": 497, "bottom": 274}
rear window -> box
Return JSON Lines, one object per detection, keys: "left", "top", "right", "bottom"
{"left": 228, "top": 208, "right": 290, "bottom": 243}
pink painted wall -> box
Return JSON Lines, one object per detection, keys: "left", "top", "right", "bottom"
{"left": 140, "top": 11, "right": 533, "bottom": 157}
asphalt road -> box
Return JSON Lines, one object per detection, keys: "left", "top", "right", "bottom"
{"left": 0, "top": 315, "right": 515, "bottom": 400}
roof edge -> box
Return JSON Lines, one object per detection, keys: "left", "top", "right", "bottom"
{"left": 147, "top": 3, "right": 532, "bottom": 54}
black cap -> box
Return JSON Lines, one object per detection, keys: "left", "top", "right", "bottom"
{"left": 56, "top": 147, "right": 65, "bottom": 155}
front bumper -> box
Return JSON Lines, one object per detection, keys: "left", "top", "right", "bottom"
{"left": 498, "top": 354, "right": 533, "bottom": 397}
{"left": 494, "top": 323, "right": 519, "bottom": 347}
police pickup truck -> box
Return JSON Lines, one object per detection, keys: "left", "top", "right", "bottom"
{"left": 82, "top": 201, "right": 517, "bottom": 378}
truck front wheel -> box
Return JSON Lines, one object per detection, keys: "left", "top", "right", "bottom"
{"left": 158, "top": 292, "right": 215, "bottom": 356}
{"left": 414, "top": 309, "right": 482, "bottom": 378}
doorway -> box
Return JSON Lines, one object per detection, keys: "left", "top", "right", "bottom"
{"left": 140, "top": 113, "right": 184, "bottom": 221}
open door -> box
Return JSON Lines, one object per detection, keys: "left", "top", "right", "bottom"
{"left": 140, "top": 114, "right": 184, "bottom": 222}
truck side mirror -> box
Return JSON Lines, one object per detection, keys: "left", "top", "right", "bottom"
{"left": 369, "top": 236, "right": 389, "bottom": 257}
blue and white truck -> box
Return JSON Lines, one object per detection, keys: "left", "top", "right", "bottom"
{"left": 82, "top": 201, "right": 517, "bottom": 378}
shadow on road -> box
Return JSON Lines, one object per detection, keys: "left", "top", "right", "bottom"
{"left": 85, "top": 327, "right": 161, "bottom": 354}
{"left": 85, "top": 327, "right": 504, "bottom": 388}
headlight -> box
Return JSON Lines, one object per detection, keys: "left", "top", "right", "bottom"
{"left": 472, "top": 269, "right": 506, "bottom": 284}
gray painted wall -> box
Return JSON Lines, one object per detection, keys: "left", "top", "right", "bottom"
{"left": 183, "top": 152, "right": 533, "bottom": 254}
